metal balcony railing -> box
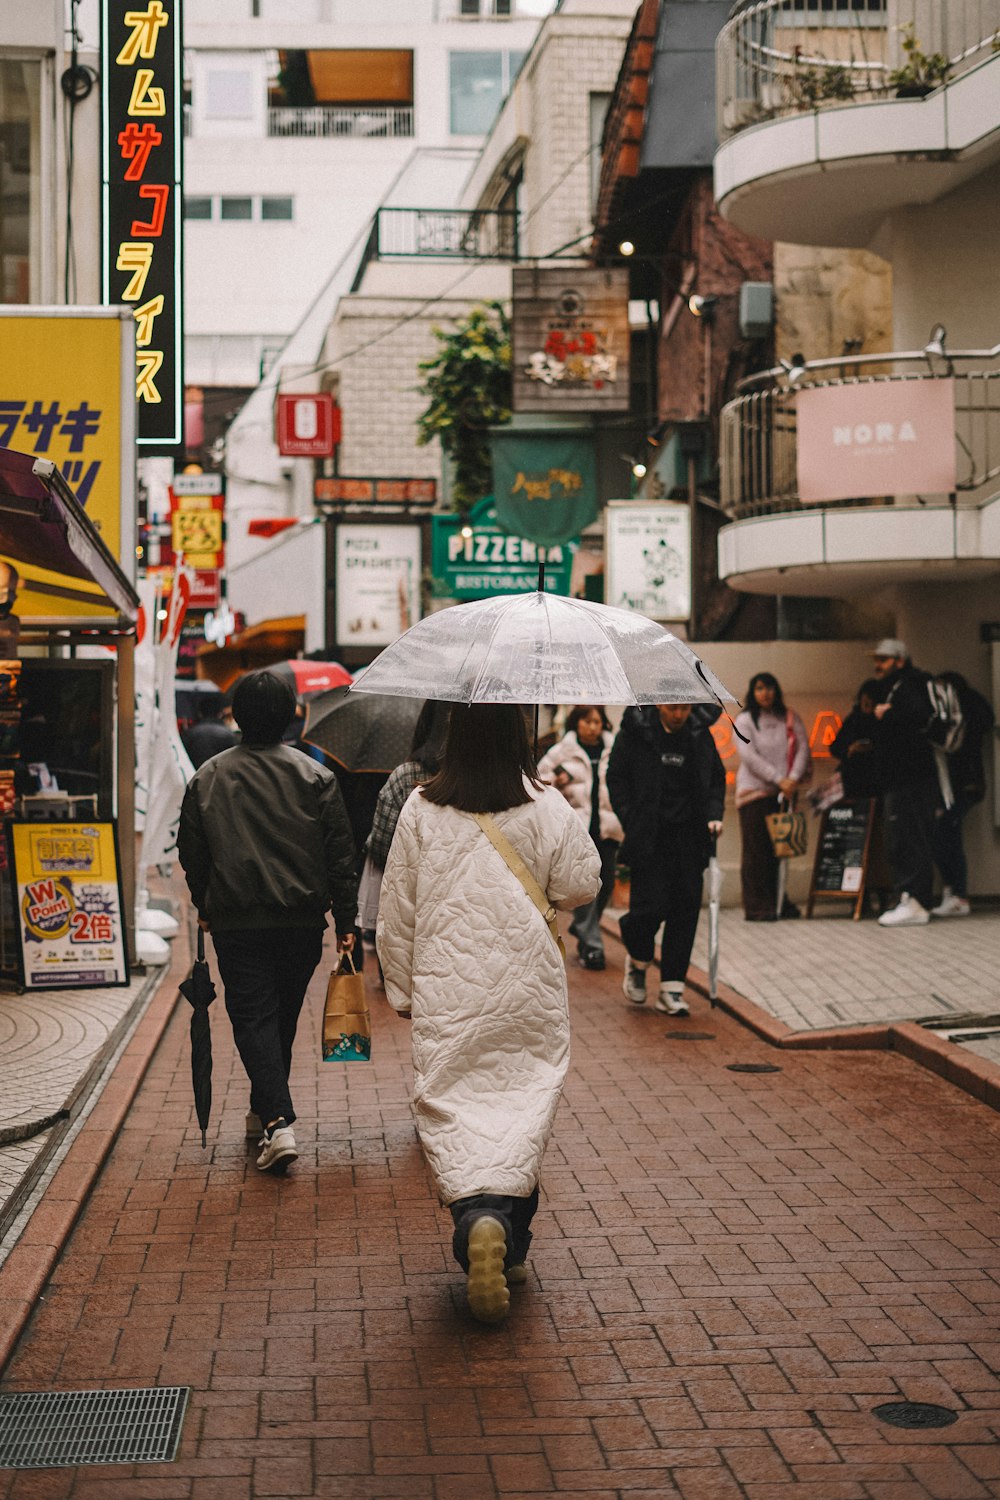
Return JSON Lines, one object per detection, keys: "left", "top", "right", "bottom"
{"left": 717, "top": 0, "right": 1000, "bottom": 140}
{"left": 350, "top": 205, "right": 520, "bottom": 290}
{"left": 267, "top": 105, "right": 414, "bottom": 139}
{"left": 720, "top": 345, "right": 1000, "bottom": 519}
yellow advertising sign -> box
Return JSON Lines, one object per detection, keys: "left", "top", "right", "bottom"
{"left": 0, "top": 309, "right": 135, "bottom": 617}
{"left": 9, "top": 821, "right": 129, "bottom": 987}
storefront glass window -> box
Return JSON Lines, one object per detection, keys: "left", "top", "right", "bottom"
{"left": 0, "top": 57, "right": 41, "bottom": 303}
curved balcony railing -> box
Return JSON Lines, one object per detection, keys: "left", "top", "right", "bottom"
{"left": 720, "top": 345, "right": 1000, "bottom": 519}
{"left": 717, "top": 0, "right": 1000, "bottom": 140}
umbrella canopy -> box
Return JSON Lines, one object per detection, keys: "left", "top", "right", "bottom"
{"left": 178, "top": 929, "right": 216, "bottom": 1149}
{"left": 303, "top": 682, "right": 424, "bottom": 773}
{"left": 269, "top": 659, "right": 352, "bottom": 699}
{"left": 350, "top": 592, "right": 736, "bottom": 707}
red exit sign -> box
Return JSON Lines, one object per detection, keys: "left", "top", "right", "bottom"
{"left": 276, "top": 394, "right": 340, "bottom": 457}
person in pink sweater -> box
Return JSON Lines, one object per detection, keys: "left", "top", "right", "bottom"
{"left": 734, "top": 673, "right": 811, "bottom": 921}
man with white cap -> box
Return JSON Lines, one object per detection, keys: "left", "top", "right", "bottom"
{"left": 869, "top": 638, "right": 938, "bottom": 927}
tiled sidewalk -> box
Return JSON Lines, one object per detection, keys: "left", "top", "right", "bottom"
{"left": 0, "top": 933, "right": 999, "bottom": 1497}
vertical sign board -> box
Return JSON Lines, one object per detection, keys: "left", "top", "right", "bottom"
{"left": 605, "top": 502, "right": 691, "bottom": 621}
{"left": 511, "top": 267, "right": 631, "bottom": 415}
{"left": 102, "top": 0, "right": 184, "bottom": 452}
{"left": 0, "top": 308, "right": 136, "bottom": 618}
{"left": 334, "top": 523, "right": 422, "bottom": 649}
{"left": 9, "top": 822, "right": 129, "bottom": 988}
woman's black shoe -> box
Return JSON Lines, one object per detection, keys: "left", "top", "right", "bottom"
{"left": 581, "top": 948, "right": 606, "bottom": 970}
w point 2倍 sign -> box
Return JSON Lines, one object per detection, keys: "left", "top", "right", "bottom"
{"left": 796, "top": 379, "right": 956, "bottom": 503}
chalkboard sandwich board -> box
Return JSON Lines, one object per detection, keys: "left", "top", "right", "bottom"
{"left": 806, "top": 799, "right": 874, "bottom": 920}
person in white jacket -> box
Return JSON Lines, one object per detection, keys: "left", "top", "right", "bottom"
{"left": 537, "top": 706, "right": 623, "bottom": 970}
{"left": 377, "top": 703, "right": 600, "bottom": 1326}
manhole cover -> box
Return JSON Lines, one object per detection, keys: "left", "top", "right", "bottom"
{"left": 872, "top": 1401, "right": 959, "bottom": 1429}
{"left": 0, "top": 1387, "right": 190, "bottom": 1469}
{"left": 665, "top": 1031, "right": 716, "bottom": 1041}
{"left": 726, "top": 1062, "right": 782, "bottom": 1073}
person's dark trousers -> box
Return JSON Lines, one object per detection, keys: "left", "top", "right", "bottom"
{"left": 738, "top": 796, "right": 779, "bottom": 919}
{"left": 569, "top": 837, "right": 618, "bottom": 953}
{"left": 619, "top": 826, "right": 705, "bottom": 985}
{"left": 884, "top": 779, "right": 938, "bottom": 909}
{"left": 449, "top": 1187, "right": 539, "bottom": 1271}
{"left": 212, "top": 926, "right": 325, "bottom": 1128}
{"left": 933, "top": 790, "right": 974, "bottom": 897}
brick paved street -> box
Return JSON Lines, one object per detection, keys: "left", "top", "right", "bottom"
{"left": 1, "top": 926, "right": 999, "bottom": 1498}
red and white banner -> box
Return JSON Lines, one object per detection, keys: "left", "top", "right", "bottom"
{"left": 796, "top": 379, "right": 956, "bottom": 504}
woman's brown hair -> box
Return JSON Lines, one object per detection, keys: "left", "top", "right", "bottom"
{"left": 421, "top": 703, "right": 541, "bottom": 813}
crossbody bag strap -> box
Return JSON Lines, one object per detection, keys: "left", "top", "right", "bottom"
{"left": 472, "top": 812, "right": 566, "bottom": 960}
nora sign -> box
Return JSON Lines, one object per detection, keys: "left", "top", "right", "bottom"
{"left": 796, "top": 379, "right": 956, "bottom": 503}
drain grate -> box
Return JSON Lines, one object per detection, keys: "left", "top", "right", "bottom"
{"left": 727, "top": 1062, "right": 782, "bottom": 1073}
{"left": 665, "top": 1031, "right": 716, "bottom": 1041}
{"left": 873, "top": 1401, "right": 958, "bottom": 1429}
{"left": 0, "top": 1387, "right": 189, "bottom": 1469}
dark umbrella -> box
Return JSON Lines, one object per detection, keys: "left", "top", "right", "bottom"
{"left": 179, "top": 928, "right": 216, "bottom": 1148}
{"left": 303, "top": 682, "right": 424, "bottom": 773}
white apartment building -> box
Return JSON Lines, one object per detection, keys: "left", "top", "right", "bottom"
{"left": 184, "top": 0, "right": 556, "bottom": 394}
{"left": 712, "top": 0, "right": 1000, "bottom": 891}
{"left": 224, "top": 0, "right": 636, "bottom": 640}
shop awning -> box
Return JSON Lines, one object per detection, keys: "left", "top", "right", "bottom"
{"left": 195, "top": 615, "right": 306, "bottom": 690}
{"left": 0, "top": 446, "right": 139, "bottom": 620}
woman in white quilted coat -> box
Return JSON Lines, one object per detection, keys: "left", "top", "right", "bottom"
{"left": 377, "top": 703, "right": 600, "bottom": 1325}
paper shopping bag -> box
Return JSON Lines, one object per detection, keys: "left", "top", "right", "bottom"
{"left": 765, "top": 808, "right": 808, "bottom": 860}
{"left": 322, "top": 951, "right": 371, "bottom": 1062}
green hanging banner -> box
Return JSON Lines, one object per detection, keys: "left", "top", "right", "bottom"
{"left": 490, "top": 428, "right": 598, "bottom": 548}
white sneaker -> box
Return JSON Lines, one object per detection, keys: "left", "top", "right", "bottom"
{"left": 931, "top": 891, "right": 971, "bottom": 918}
{"left": 622, "top": 957, "right": 649, "bottom": 1005}
{"left": 256, "top": 1119, "right": 297, "bottom": 1174}
{"left": 878, "top": 893, "right": 930, "bottom": 928}
{"left": 655, "top": 985, "right": 690, "bottom": 1016}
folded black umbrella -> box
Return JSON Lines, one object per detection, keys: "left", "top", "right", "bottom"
{"left": 179, "top": 927, "right": 216, "bottom": 1148}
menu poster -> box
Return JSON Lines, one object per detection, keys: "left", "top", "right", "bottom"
{"left": 8, "top": 822, "right": 129, "bottom": 989}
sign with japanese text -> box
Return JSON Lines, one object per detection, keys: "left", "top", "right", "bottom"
{"left": 9, "top": 821, "right": 129, "bottom": 988}
{"left": 605, "top": 501, "right": 691, "bottom": 621}
{"left": 0, "top": 308, "right": 136, "bottom": 618}
{"left": 491, "top": 428, "right": 598, "bottom": 547}
{"left": 277, "top": 394, "right": 340, "bottom": 457}
{"left": 796, "top": 380, "right": 956, "bottom": 503}
{"left": 512, "top": 267, "right": 630, "bottom": 414}
{"left": 431, "top": 498, "right": 575, "bottom": 600}
{"left": 102, "top": 0, "right": 184, "bottom": 451}
{"left": 334, "top": 523, "right": 422, "bottom": 648}
{"left": 314, "top": 477, "right": 436, "bottom": 507}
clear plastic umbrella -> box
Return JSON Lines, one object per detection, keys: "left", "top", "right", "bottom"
{"left": 350, "top": 592, "right": 737, "bottom": 707}
{"left": 706, "top": 834, "right": 723, "bottom": 1006}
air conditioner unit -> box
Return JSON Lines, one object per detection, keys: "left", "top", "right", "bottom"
{"left": 739, "top": 282, "right": 773, "bottom": 340}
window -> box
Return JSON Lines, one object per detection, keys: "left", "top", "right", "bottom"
{"left": 261, "top": 196, "right": 293, "bottom": 220}
{"left": 184, "top": 197, "right": 213, "bottom": 219}
{"left": 270, "top": 50, "right": 413, "bottom": 107}
{"left": 205, "top": 68, "right": 256, "bottom": 120}
{"left": 0, "top": 57, "right": 42, "bottom": 302}
{"left": 449, "top": 50, "right": 523, "bottom": 134}
{"left": 589, "top": 92, "right": 611, "bottom": 210}
{"left": 220, "top": 197, "right": 253, "bottom": 220}
{"left": 461, "top": 0, "right": 514, "bottom": 12}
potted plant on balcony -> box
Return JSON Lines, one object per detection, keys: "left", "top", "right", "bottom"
{"left": 789, "top": 51, "right": 857, "bottom": 109}
{"left": 889, "top": 24, "right": 949, "bottom": 97}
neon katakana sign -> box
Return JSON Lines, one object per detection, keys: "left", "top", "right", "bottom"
{"left": 101, "top": 1, "right": 183, "bottom": 450}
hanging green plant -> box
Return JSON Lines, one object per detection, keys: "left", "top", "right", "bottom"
{"left": 416, "top": 301, "right": 512, "bottom": 516}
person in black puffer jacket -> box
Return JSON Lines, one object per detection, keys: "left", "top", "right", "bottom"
{"left": 607, "top": 703, "right": 725, "bottom": 1017}
{"left": 178, "top": 669, "right": 357, "bottom": 1174}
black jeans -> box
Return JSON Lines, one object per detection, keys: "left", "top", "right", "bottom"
{"left": 619, "top": 826, "right": 705, "bottom": 984}
{"left": 884, "top": 780, "right": 938, "bottom": 909}
{"left": 449, "top": 1188, "right": 540, "bottom": 1272}
{"left": 212, "top": 927, "right": 325, "bottom": 1128}
{"left": 933, "top": 790, "right": 975, "bottom": 898}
